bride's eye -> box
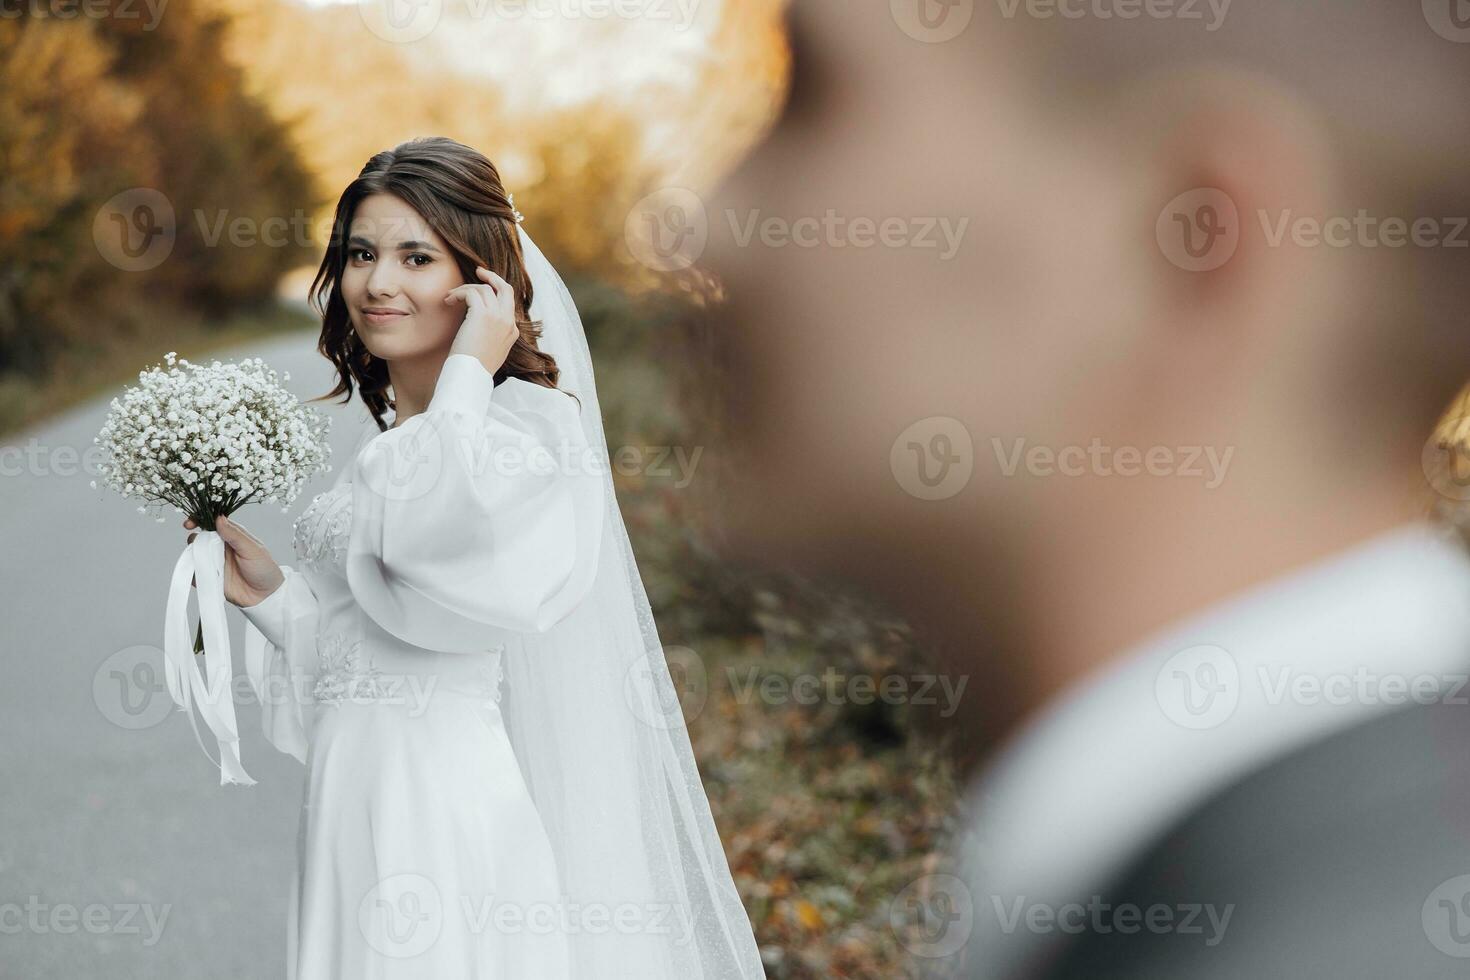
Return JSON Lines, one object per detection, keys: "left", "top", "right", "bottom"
{"left": 407, "top": 253, "right": 433, "bottom": 268}
{"left": 348, "top": 247, "right": 372, "bottom": 263}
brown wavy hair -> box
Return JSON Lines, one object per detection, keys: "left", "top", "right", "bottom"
{"left": 308, "top": 136, "right": 565, "bottom": 432}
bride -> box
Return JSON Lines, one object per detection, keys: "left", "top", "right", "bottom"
{"left": 182, "top": 136, "right": 766, "bottom": 979}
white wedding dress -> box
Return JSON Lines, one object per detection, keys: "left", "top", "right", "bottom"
{"left": 240, "top": 352, "right": 602, "bottom": 979}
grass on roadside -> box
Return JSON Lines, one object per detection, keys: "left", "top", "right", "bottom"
{"left": 0, "top": 300, "right": 317, "bottom": 439}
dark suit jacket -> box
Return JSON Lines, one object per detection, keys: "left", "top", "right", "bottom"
{"left": 1034, "top": 698, "right": 1470, "bottom": 978}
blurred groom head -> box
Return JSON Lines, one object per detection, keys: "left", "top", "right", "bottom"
{"left": 704, "top": 0, "right": 1470, "bottom": 760}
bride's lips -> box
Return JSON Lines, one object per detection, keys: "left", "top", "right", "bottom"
{"left": 361, "top": 307, "right": 409, "bottom": 324}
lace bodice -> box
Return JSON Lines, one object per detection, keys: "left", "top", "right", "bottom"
{"left": 293, "top": 482, "right": 352, "bottom": 575}
{"left": 288, "top": 479, "right": 507, "bottom": 708}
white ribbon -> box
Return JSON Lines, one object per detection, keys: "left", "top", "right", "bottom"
{"left": 163, "top": 530, "right": 256, "bottom": 786}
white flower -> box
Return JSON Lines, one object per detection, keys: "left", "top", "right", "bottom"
{"left": 93, "top": 353, "right": 331, "bottom": 521}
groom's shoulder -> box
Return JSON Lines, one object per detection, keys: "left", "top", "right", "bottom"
{"left": 1039, "top": 698, "right": 1470, "bottom": 979}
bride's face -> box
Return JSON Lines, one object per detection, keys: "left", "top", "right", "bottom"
{"left": 341, "top": 192, "right": 464, "bottom": 362}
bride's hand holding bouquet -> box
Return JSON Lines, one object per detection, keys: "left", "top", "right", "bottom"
{"left": 94, "top": 351, "right": 330, "bottom": 784}
{"left": 181, "top": 513, "right": 284, "bottom": 608}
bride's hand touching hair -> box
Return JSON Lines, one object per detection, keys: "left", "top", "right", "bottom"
{"left": 182, "top": 514, "right": 285, "bottom": 608}
{"left": 444, "top": 265, "right": 518, "bottom": 376}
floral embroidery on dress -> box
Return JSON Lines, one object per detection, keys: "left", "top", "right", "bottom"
{"left": 313, "top": 631, "right": 388, "bottom": 705}
{"left": 293, "top": 483, "right": 352, "bottom": 573}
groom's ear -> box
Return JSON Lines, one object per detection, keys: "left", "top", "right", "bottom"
{"left": 1115, "top": 68, "right": 1341, "bottom": 365}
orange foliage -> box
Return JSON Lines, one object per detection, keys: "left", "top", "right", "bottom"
{"left": 200, "top": 0, "right": 792, "bottom": 288}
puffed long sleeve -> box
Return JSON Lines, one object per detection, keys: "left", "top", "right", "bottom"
{"left": 345, "top": 353, "right": 605, "bottom": 653}
{"left": 239, "top": 564, "right": 320, "bottom": 763}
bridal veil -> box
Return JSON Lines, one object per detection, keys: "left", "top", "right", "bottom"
{"left": 493, "top": 225, "right": 766, "bottom": 978}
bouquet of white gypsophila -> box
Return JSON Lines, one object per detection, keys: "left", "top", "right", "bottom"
{"left": 97, "top": 351, "right": 332, "bottom": 513}
{"left": 94, "top": 352, "right": 330, "bottom": 785}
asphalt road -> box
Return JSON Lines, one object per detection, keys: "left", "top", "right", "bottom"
{"left": 0, "top": 326, "right": 382, "bottom": 979}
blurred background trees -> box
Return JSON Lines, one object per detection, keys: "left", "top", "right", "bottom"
{"left": 0, "top": 2, "right": 320, "bottom": 424}
{"left": 0, "top": 0, "right": 790, "bottom": 426}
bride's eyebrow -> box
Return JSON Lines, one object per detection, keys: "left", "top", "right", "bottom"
{"left": 347, "top": 235, "right": 443, "bottom": 253}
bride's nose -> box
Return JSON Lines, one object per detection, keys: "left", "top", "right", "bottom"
{"left": 365, "top": 265, "right": 402, "bottom": 299}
